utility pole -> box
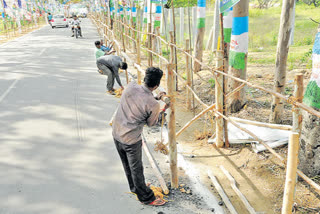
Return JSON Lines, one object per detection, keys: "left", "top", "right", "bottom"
{"left": 269, "top": 0, "right": 295, "bottom": 123}
{"left": 227, "top": 0, "right": 249, "bottom": 113}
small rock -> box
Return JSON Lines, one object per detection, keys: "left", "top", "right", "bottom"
{"left": 158, "top": 212, "right": 164, "bottom": 214}
{"left": 186, "top": 190, "right": 191, "bottom": 194}
{"left": 218, "top": 201, "right": 224, "bottom": 206}
{"left": 255, "top": 74, "right": 263, "bottom": 78}
{"left": 211, "top": 208, "right": 215, "bottom": 212}
{"left": 180, "top": 184, "right": 186, "bottom": 187}
{"left": 166, "top": 160, "right": 169, "bottom": 163}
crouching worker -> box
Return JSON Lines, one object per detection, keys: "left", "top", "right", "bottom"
{"left": 95, "top": 40, "right": 115, "bottom": 59}
{"left": 96, "top": 55, "right": 126, "bottom": 94}
{"left": 112, "top": 67, "right": 169, "bottom": 206}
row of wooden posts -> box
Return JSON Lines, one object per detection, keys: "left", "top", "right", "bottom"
{"left": 0, "top": 17, "right": 43, "bottom": 40}
{"left": 91, "top": 13, "right": 320, "bottom": 214}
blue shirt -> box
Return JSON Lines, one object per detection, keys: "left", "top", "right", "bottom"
{"left": 48, "top": 15, "right": 52, "bottom": 20}
{"left": 101, "top": 45, "right": 111, "bottom": 52}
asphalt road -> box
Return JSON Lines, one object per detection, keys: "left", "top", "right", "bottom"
{"left": 0, "top": 19, "right": 161, "bottom": 214}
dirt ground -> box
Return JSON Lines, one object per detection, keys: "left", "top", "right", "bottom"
{"left": 123, "top": 44, "right": 320, "bottom": 213}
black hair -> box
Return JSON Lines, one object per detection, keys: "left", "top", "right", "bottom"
{"left": 120, "top": 62, "right": 128, "bottom": 70}
{"left": 144, "top": 67, "right": 163, "bottom": 88}
{"left": 95, "top": 41, "right": 101, "bottom": 46}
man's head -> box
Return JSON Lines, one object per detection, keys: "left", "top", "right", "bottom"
{"left": 95, "top": 41, "right": 101, "bottom": 49}
{"left": 144, "top": 67, "right": 163, "bottom": 90}
{"left": 120, "top": 62, "right": 128, "bottom": 70}
{"left": 73, "top": 15, "right": 77, "bottom": 20}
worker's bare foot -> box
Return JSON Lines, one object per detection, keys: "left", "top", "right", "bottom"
{"left": 147, "top": 197, "right": 166, "bottom": 206}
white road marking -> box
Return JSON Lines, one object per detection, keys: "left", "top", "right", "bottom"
{"left": 0, "top": 79, "right": 19, "bottom": 104}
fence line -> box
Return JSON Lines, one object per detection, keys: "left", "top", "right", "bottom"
{"left": 90, "top": 14, "right": 320, "bottom": 195}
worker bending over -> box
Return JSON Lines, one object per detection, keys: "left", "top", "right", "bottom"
{"left": 112, "top": 67, "right": 169, "bottom": 206}
{"left": 96, "top": 55, "right": 126, "bottom": 94}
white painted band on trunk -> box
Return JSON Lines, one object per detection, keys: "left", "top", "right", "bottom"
{"left": 223, "top": 11, "right": 233, "bottom": 29}
{"left": 197, "top": 7, "right": 206, "bottom": 19}
{"left": 230, "top": 32, "right": 248, "bottom": 53}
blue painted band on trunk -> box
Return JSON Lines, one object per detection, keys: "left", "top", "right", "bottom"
{"left": 232, "top": 16, "right": 248, "bottom": 35}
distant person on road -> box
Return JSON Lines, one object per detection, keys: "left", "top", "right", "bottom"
{"left": 70, "top": 15, "right": 82, "bottom": 37}
{"left": 95, "top": 40, "right": 115, "bottom": 59}
{"left": 96, "top": 55, "right": 126, "bottom": 94}
{"left": 112, "top": 67, "right": 169, "bottom": 206}
{"left": 47, "top": 13, "right": 52, "bottom": 26}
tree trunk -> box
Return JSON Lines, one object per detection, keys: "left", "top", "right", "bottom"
{"left": 193, "top": 0, "right": 206, "bottom": 73}
{"left": 299, "top": 28, "right": 320, "bottom": 177}
{"left": 269, "top": 0, "right": 295, "bottom": 123}
{"left": 227, "top": 0, "right": 248, "bottom": 113}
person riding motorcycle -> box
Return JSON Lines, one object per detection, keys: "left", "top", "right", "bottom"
{"left": 70, "top": 15, "right": 82, "bottom": 37}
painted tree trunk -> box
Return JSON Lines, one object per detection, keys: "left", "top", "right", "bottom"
{"left": 227, "top": 0, "right": 248, "bottom": 113}
{"left": 269, "top": 0, "right": 295, "bottom": 123}
{"left": 299, "top": 29, "right": 320, "bottom": 177}
{"left": 193, "top": 0, "right": 206, "bottom": 73}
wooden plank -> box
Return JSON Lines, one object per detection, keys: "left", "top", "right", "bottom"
{"left": 208, "top": 170, "right": 238, "bottom": 214}
{"left": 220, "top": 166, "right": 256, "bottom": 214}
{"left": 282, "top": 132, "right": 299, "bottom": 214}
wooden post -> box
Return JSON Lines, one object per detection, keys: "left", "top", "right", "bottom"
{"left": 270, "top": 0, "right": 295, "bottom": 123}
{"left": 148, "top": 22, "right": 152, "bottom": 66}
{"left": 216, "top": 51, "right": 224, "bottom": 148}
{"left": 167, "top": 63, "right": 178, "bottom": 188}
{"left": 169, "top": 31, "right": 175, "bottom": 64}
{"left": 186, "top": 39, "right": 192, "bottom": 110}
{"left": 180, "top": 7, "right": 184, "bottom": 44}
{"left": 282, "top": 132, "right": 299, "bottom": 214}
{"left": 156, "top": 27, "right": 162, "bottom": 69}
{"left": 292, "top": 74, "right": 303, "bottom": 134}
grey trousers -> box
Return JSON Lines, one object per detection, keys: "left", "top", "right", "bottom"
{"left": 97, "top": 63, "right": 114, "bottom": 91}
{"left": 114, "top": 139, "right": 156, "bottom": 204}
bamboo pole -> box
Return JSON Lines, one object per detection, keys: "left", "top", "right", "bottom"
{"left": 208, "top": 170, "right": 238, "bottom": 214}
{"left": 292, "top": 74, "right": 303, "bottom": 134}
{"left": 216, "top": 50, "right": 224, "bottom": 148}
{"left": 176, "top": 103, "right": 216, "bottom": 138}
{"left": 220, "top": 166, "right": 256, "bottom": 214}
{"left": 167, "top": 63, "right": 178, "bottom": 188}
{"left": 148, "top": 22, "right": 152, "bottom": 66}
{"left": 186, "top": 39, "right": 192, "bottom": 110}
{"left": 282, "top": 132, "right": 299, "bottom": 214}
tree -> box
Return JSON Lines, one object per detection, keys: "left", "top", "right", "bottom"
{"left": 269, "top": 0, "right": 295, "bottom": 123}
{"left": 298, "top": 26, "right": 320, "bottom": 177}
{"left": 227, "top": 0, "right": 249, "bottom": 113}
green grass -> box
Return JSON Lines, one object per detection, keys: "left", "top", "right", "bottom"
{"left": 248, "top": 3, "right": 319, "bottom": 69}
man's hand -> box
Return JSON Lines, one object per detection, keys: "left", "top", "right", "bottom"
{"left": 155, "top": 92, "right": 166, "bottom": 100}
{"left": 121, "top": 86, "right": 124, "bottom": 90}
{"left": 98, "top": 70, "right": 103, "bottom": 75}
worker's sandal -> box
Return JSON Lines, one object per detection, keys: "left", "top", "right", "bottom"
{"left": 107, "top": 90, "right": 116, "bottom": 95}
{"left": 147, "top": 198, "right": 166, "bottom": 206}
